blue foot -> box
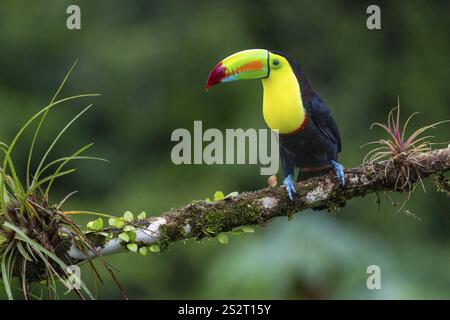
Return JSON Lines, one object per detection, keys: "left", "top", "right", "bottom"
{"left": 330, "top": 160, "right": 345, "bottom": 186}
{"left": 283, "top": 174, "right": 297, "bottom": 201}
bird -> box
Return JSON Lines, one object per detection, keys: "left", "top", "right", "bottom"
{"left": 205, "top": 49, "right": 345, "bottom": 200}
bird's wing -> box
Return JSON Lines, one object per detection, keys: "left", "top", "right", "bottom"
{"left": 304, "top": 95, "right": 342, "bottom": 152}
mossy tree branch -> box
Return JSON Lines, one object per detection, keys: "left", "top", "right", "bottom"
{"left": 68, "top": 146, "right": 450, "bottom": 261}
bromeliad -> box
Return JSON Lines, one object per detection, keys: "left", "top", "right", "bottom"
{"left": 206, "top": 49, "right": 345, "bottom": 200}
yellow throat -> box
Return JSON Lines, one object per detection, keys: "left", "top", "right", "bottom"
{"left": 261, "top": 56, "right": 305, "bottom": 134}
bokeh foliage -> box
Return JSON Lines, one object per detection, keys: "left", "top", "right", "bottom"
{"left": 0, "top": 0, "right": 449, "bottom": 299}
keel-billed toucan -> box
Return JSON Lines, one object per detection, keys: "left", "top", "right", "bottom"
{"left": 206, "top": 49, "right": 345, "bottom": 200}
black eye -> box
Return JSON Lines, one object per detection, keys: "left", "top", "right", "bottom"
{"left": 272, "top": 59, "right": 280, "bottom": 66}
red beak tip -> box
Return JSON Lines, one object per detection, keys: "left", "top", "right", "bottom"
{"left": 205, "top": 63, "right": 225, "bottom": 92}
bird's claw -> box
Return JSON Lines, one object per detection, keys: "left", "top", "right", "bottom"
{"left": 283, "top": 175, "right": 297, "bottom": 201}
{"left": 330, "top": 160, "right": 345, "bottom": 186}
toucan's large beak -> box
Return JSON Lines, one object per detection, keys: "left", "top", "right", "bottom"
{"left": 205, "top": 49, "right": 269, "bottom": 91}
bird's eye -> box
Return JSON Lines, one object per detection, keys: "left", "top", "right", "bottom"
{"left": 272, "top": 59, "right": 281, "bottom": 68}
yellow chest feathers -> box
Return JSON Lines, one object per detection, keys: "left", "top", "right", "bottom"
{"left": 261, "top": 63, "right": 306, "bottom": 134}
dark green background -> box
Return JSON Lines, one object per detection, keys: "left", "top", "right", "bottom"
{"left": 0, "top": 0, "right": 449, "bottom": 299}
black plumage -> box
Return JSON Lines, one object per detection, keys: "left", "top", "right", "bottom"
{"left": 273, "top": 51, "right": 342, "bottom": 182}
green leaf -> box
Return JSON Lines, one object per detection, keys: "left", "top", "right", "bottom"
{"left": 32, "top": 103, "right": 95, "bottom": 190}
{"left": 108, "top": 217, "right": 125, "bottom": 229}
{"left": 139, "top": 246, "right": 148, "bottom": 256}
{"left": 1, "top": 248, "right": 13, "bottom": 300}
{"left": 118, "top": 232, "right": 130, "bottom": 243}
{"left": 242, "top": 226, "right": 255, "bottom": 233}
{"left": 217, "top": 233, "right": 229, "bottom": 245}
{"left": 123, "top": 211, "right": 134, "bottom": 222}
{"left": 214, "top": 191, "right": 225, "bottom": 201}
{"left": 3, "top": 221, "right": 94, "bottom": 299}
{"left": 123, "top": 225, "right": 135, "bottom": 232}
{"left": 26, "top": 60, "right": 78, "bottom": 190}
{"left": 137, "top": 211, "right": 147, "bottom": 220}
{"left": 98, "top": 232, "right": 110, "bottom": 237}
{"left": 0, "top": 234, "right": 7, "bottom": 247}
{"left": 86, "top": 218, "right": 103, "bottom": 231}
{"left": 231, "top": 230, "right": 244, "bottom": 236}
{"left": 126, "top": 243, "right": 138, "bottom": 252}
{"left": 16, "top": 241, "right": 34, "bottom": 262}
{"left": 149, "top": 244, "right": 160, "bottom": 253}
{"left": 0, "top": 93, "right": 99, "bottom": 214}
{"left": 128, "top": 231, "right": 137, "bottom": 242}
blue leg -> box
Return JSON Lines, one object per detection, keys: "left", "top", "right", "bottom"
{"left": 283, "top": 174, "right": 297, "bottom": 201}
{"left": 330, "top": 160, "right": 345, "bottom": 186}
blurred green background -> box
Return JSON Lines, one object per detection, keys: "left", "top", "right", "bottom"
{"left": 0, "top": 0, "right": 449, "bottom": 299}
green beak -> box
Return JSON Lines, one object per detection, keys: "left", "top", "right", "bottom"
{"left": 206, "top": 49, "right": 269, "bottom": 91}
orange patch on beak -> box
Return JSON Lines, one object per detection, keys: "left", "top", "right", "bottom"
{"left": 226, "top": 60, "right": 264, "bottom": 77}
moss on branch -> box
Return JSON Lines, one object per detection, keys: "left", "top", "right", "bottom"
{"left": 124, "top": 147, "right": 450, "bottom": 253}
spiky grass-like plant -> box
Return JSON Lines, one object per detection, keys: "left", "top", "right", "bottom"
{"left": 363, "top": 99, "right": 449, "bottom": 195}
{"left": 0, "top": 62, "right": 123, "bottom": 300}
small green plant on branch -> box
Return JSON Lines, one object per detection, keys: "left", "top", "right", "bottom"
{"left": 0, "top": 63, "right": 124, "bottom": 300}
